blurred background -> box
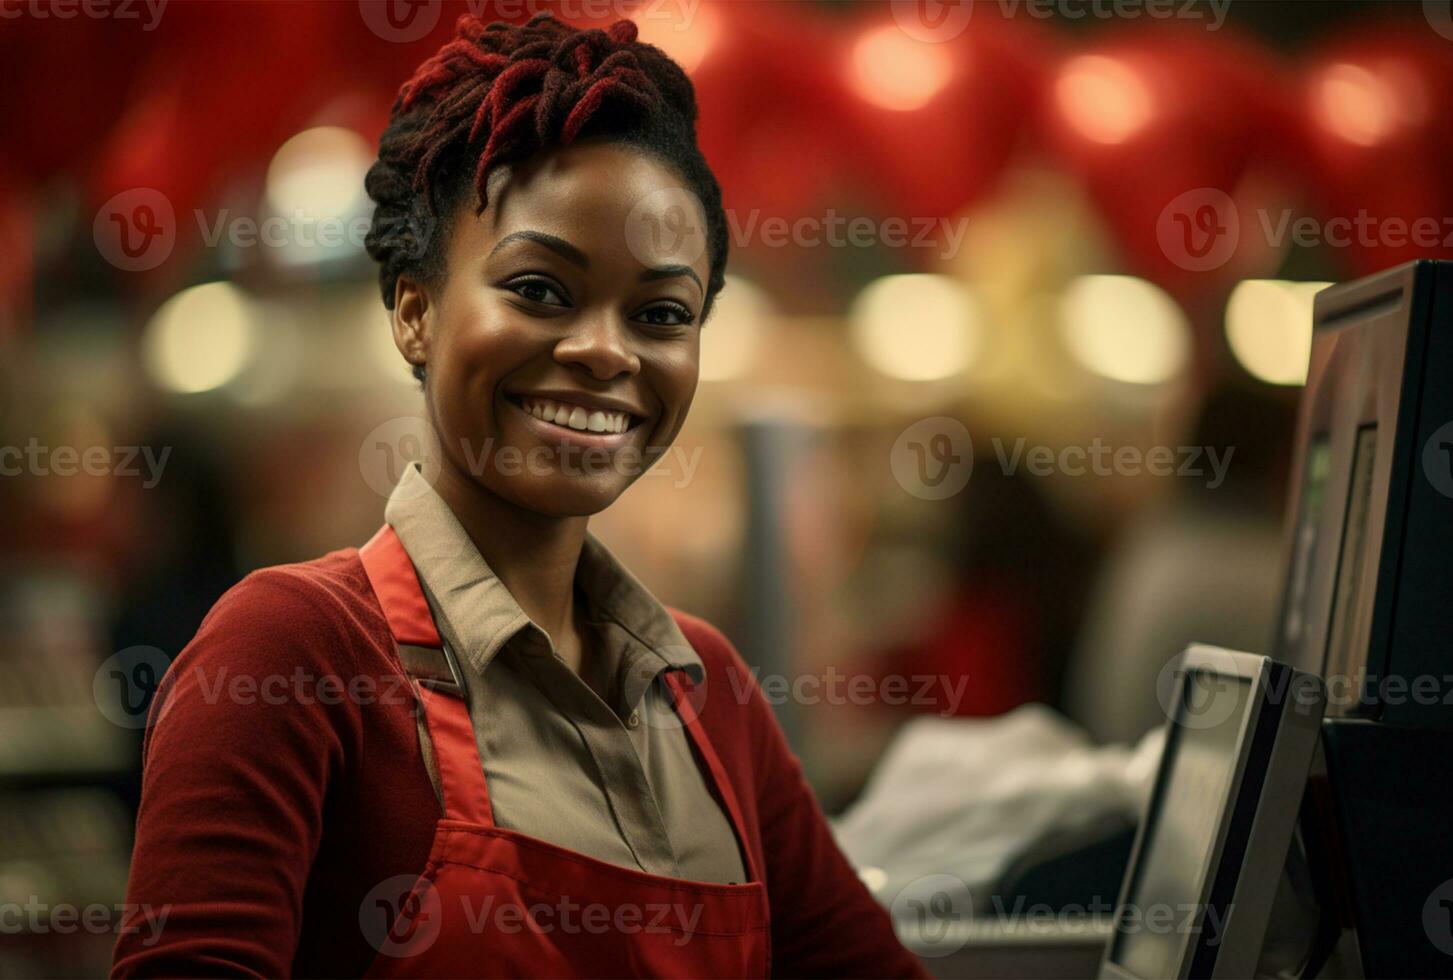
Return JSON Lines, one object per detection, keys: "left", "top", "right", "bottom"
{"left": 2, "top": 0, "right": 1451, "bottom": 973}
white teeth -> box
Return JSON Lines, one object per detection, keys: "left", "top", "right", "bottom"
{"left": 520, "top": 397, "right": 632, "bottom": 435}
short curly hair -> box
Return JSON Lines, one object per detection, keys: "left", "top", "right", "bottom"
{"left": 364, "top": 13, "right": 729, "bottom": 382}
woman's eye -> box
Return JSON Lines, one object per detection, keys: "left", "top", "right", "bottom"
{"left": 507, "top": 279, "right": 569, "bottom": 307}
{"left": 635, "top": 303, "right": 695, "bottom": 328}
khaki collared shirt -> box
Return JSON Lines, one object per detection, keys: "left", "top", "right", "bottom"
{"left": 385, "top": 464, "right": 748, "bottom": 885}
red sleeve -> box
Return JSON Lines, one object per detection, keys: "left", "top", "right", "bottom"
{"left": 674, "top": 614, "right": 931, "bottom": 980}
{"left": 111, "top": 568, "right": 363, "bottom": 978}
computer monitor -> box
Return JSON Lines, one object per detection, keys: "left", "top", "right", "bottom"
{"left": 1100, "top": 646, "right": 1325, "bottom": 980}
{"left": 1274, "top": 260, "right": 1453, "bottom": 729}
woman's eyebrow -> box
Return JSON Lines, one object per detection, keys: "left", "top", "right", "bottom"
{"left": 640, "top": 264, "right": 702, "bottom": 293}
{"left": 489, "top": 230, "right": 588, "bottom": 268}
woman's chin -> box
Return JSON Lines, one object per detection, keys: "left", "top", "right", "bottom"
{"left": 492, "top": 472, "right": 630, "bottom": 519}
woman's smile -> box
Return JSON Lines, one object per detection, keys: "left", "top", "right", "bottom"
{"left": 503, "top": 389, "right": 650, "bottom": 452}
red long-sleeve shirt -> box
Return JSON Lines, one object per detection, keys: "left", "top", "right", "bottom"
{"left": 111, "top": 548, "right": 928, "bottom": 978}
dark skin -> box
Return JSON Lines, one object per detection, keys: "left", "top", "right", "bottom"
{"left": 390, "top": 141, "right": 712, "bottom": 675}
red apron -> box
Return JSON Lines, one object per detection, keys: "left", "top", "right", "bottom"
{"left": 357, "top": 526, "right": 771, "bottom": 978}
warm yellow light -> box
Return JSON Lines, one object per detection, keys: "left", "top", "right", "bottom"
{"left": 634, "top": 2, "right": 720, "bottom": 74}
{"left": 265, "top": 126, "right": 373, "bottom": 221}
{"left": 1056, "top": 55, "right": 1154, "bottom": 145}
{"left": 1059, "top": 275, "right": 1190, "bottom": 385}
{"left": 1225, "top": 280, "right": 1330, "bottom": 386}
{"left": 850, "top": 25, "right": 955, "bottom": 112}
{"left": 1312, "top": 63, "right": 1397, "bottom": 147}
{"left": 850, "top": 274, "right": 980, "bottom": 382}
{"left": 700, "top": 275, "right": 770, "bottom": 382}
{"left": 143, "top": 281, "right": 256, "bottom": 394}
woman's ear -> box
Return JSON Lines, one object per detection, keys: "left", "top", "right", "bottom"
{"left": 392, "top": 275, "right": 432, "bottom": 376}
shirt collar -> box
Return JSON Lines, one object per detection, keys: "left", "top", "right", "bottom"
{"left": 383, "top": 463, "right": 703, "bottom": 683}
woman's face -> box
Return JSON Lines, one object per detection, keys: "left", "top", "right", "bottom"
{"left": 393, "top": 141, "right": 711, "bottom": 517}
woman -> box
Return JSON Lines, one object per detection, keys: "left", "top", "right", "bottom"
{"left": 113, "top": 13, "right": 928, "bottom": 978}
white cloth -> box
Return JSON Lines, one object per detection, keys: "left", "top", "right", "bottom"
{"left": 833, "top": 705, "right": 1164, "bottom": 911}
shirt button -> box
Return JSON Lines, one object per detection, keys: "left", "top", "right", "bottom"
{"left": 627, "top": 711, "right": 640, "bottom": 728}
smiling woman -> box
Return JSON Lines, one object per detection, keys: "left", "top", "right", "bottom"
{"left": 110, "top": 11, "right": 927, "bottom": 980}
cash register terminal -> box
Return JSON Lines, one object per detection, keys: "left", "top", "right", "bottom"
{"left": 1100, "top": 647, "right": 1325, "bottom": 980}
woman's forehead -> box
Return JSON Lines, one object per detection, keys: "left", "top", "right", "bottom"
{"left": 467, "top": 144, "right": 710, "bottom": 273}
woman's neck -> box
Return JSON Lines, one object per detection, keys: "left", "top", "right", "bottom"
{"left": 431, "top": 461, "right": 588, "bottom": 658}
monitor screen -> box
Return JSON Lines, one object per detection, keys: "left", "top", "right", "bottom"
{"left": 1110, "top": 672, "right": 1252, "bottom": 979}
{"left": 1325, "top": 423, "right": 1378, "bottom": 705}
{"left": 1279, "top": 435, "right": 1331, "bottom": 663}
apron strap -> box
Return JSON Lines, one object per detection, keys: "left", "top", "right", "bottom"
{"left": 664, "top": 671, "right": 763, "bottom": 885}
{"left": 360, "top": 526, "right": 495, "bottom": 827}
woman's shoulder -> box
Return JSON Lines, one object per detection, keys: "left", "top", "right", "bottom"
{"left": 180, "top": 546, "right": 387, "bottom": 676}
{"left": 666, "top": 608, "right": 739, "bottom": 669}
{"left": 665, "top": 608, "right": 766, "bottom": 720}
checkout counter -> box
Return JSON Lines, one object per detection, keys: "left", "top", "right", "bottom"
{"left": 883, "top": 260, "right": 1453, "bottom": 980}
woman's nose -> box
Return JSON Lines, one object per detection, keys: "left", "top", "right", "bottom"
{"left": 553, "top": 313, "right": 641, "bottom": 381}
